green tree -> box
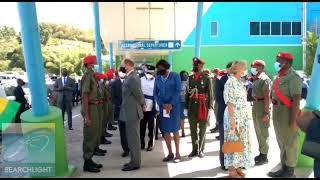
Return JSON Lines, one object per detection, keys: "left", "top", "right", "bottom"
{"left": 39, "top": 22, "right": 53, "bottom": 45}
{"left": 0, "top": 26, "right": 16, "bottom": 40}
{"left": 306, "top": 31, "right": 319, "bottom": 76}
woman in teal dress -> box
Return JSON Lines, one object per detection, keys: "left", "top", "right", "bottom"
{"left": 223, "top": 61, "right": 254, "bottom": 178}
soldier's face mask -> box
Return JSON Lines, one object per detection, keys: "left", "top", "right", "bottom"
{"left": 274, "top": 62, "right": 282, "bottom": 72}
{"left": 93, "top": 65, "right": 99, "bottom": 72}
{"left": 250, "top": 68, "right": 257, "bottom": 76}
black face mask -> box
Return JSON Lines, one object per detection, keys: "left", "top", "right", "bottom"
{"left": 158, "top": 68, "right": 167, "bottom": 76}
{"left": 119, "top": 67, "right": 126, "bottom": 73}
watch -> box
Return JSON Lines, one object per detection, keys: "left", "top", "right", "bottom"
{"left": 312, "top": 110, "right": 320, "bottom": 119}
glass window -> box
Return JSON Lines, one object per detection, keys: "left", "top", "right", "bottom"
{"left": 211, "top": 21, "right": 218, "bottom": 36}
{"left": 271, "top": 22, "right": 281, "bottom": 35}
{"left": 261, "top": 22, "right": 271, "bottom": 35}
{"left": 292, "top": 22, "right": 301, "bottom": 35}
{"left": 250, "top": 22, "right": 260, "bottom": 35}
{"left": 282, "top": 22, "right": 291, "bottom": 35}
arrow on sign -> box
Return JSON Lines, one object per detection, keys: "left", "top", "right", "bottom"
{"left": 175, "top": 42, "right": 181, "bottom": 48}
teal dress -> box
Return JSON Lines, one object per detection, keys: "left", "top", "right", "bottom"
{"left": 223, "top": 75, "right": 254, "bottom": 168}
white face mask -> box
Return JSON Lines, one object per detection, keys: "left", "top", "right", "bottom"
{"left": 145, "top": 74, "right": 154, "bottom": 79}
{"left": 105, "top": 80, "right": 109, "bottom": 85}
{"left": 99, "top": 79, "right": 104, "bottom": 84}
{"left": 119, "top": 72, "right": 126, "bottom": 79}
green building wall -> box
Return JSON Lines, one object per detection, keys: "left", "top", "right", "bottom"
{"left": 172, "top": 46, "right": 302, "bottom": 76}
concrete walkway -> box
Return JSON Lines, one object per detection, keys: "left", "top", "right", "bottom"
{"left": 65, "top": 101, "right": 314, "bottom": 178}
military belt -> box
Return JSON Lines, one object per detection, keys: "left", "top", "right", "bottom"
{"left": 272, "top": 100, "right": 286, "bottom": 105}
{"left": 89, "top": 100, "right": 104, "bottom": 105}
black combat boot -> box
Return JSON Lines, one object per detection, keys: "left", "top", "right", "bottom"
{"left": 255, "top": 153, "right": 268, "bottom": 166}
{"left": 188, "top": 150, "right": 199, "bottom": 157}
{"left": 254, "top": 153, "right": 262, "bottom": 163}
{"left": 95, "top": 147, "right": 107, "bottom": 154}
{"left": 90, "top": 159, "right": 103, "bottom": 169}
{"left": 83, "top": 159, "right": 100, "bottom": 173}
{"left": 267, "top": 165, "right": 286, "bottom": 177}
{"left": 282, "top": 166, "right": 296, "bottom": 178}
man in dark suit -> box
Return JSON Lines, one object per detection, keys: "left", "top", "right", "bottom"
{"left": 119, "top": 58, "right": 145, "bottom": 171}
{"left": 53, "top": 68, "right": 76, "bottom": 130}
{"left": 112, "top": 67, "right": 129, "bottom": 157}
{"left": 215, "top": 62, "right": 233, "bottom": 171}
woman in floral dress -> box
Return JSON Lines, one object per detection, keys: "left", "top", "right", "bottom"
{"left": 223, "top": 61, "right": 254, "bottom": 178}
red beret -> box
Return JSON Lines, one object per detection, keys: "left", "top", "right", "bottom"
{"left": 192, "top": 57, "right": 205, "bottom": 65}
{"left": 219, "top": 69, "right": 227, "bottom": 76}
{"left": 83, "top": 55, "right": 97, "bottom": 65}
{"left": 94, "top": 72, "right": 105, "bottom": 80}
{"left": 204, "top": 69, "right": 210, "bottom": 74}
{"left": 106, "top": 69, "right": 114, "bottom": 79}
{"left": 277, "top": 52, "right": 293, "bottom": 60}
{"left": 212, "top": 68, "right": 220, "bottom": 73}
{"left": 252, "top": 60, "right": 266, "bottom": 67}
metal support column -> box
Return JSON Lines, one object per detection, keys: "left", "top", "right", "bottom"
{"left": 93, "top": 2, "right": 102, "bottom": 72}
{"left": 18, "top": 2, "right": 48, "bottom": 116}
{"left": 194, "top": 2, "right": 203, "bottom": 58}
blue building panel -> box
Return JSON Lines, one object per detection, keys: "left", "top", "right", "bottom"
{"left": 307, "top": 2, "right": 320, "bottom": 33}
{"left": 184, "top": 2, "right": 304, "bottom": 45}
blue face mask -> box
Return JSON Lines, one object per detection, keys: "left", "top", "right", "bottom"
{"left": 181, "top": 76, "right": 188, "bottom": 81}
{"left": 274, "top": 62, "right": 282, "bottom": 72}
{"left": 250, "top": 68, "right": 257, "bottom": 76}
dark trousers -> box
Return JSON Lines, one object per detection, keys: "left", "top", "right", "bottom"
{"left": 315, "top": 159, "right": 320, "bottom": 178}
{"left": 140, "top": 111, "right": 155, "bottom": 148}
{"left": 217, "top": 104, "right": 226, "bottom": 167}
{"left": 59, "top": 97, "right": 72, "bottom": 128}
{"left": 119, "top": 120, "right": 129, "bottom": 152}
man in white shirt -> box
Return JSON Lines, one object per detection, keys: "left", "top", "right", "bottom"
{"left": 140, "top": 64, "right": 156, "bottom": 151}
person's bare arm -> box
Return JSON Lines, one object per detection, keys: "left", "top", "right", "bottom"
{"left": 227, "top": 102, "right": 236, "bottom": 131}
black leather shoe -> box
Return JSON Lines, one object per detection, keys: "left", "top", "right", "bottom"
{"left": 141, "top": 144, "right": 145, "bottom": 150}
{"left": 210, "top": 126, "right": 219, "bottom": 133}
{"left": 100, "top": 138, "right": 112, "bottom": 145}
{"left": 111, "top": 121, "right": 118, "bottom": 125}
{"left": 69, "top": 127, "right": 73, "bottom": 130}
{"left": 188, "top": 150, "right": 198, "bottom": 157}
{"left": 198, "top": 151, "right": 205, "bottom": 158}
{"left": 215, "top": 135, "right": 220, "bottom": 140}
{"left": 93, "top": 151, "right": 105, "bottom": 156}
{"left": 123, "top": 163, "right": 130, "bottom": 167}
{"left": 95, "top": 147, "right": 107, "bottom": 154}
{"left": 121, "top": 151, "right": 129, "bottom": 157}
{"left": 104, "top": 132, "right": 113, "bottom": 137}
{"left": 162, "top": 154, "right": 174, "bottom": 162}
{"left": 90, "top": 159, "right": 103, "bottom": 169}
{"left": 108, "top": 125, "right": 117, "bottom": 131}
{"left": 122, "top": 165, "right": 140, "bottom": 171}
{"left": 221, "top": 166, "right": 228, "bottom": 171}
{"left": 268, "top": 165, "right": 286, "bottom": 178}
{"left": 146, "top": 146, "right": 153, "bottom": 151}
{"left": 83, "top": 160, "right": 101, "bottom": 173}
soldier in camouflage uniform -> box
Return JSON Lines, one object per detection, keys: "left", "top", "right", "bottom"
{"left": 268, "top": 52, "right": 302, "bottom": 178}
{"left": 81, "top": 55, "right": 103, "bottom": 173}
{"left": 186, "top": 57, "right": 213, "bottom": 158}
{"left": 250, "top": 60, "right": 271, "bottom": 166}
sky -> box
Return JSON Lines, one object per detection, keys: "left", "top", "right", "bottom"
{"left": 0, "top": 2, "right": 94, "bottom": 31}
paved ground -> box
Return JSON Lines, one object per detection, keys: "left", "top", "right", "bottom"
{"left": 64, "top": 101, "right": 314, "bottom": 178}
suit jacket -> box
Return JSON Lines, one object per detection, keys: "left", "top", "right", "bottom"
{"left": 120, "top": 70, "right": 145, "bottom": 122}
{"left": 53, "top": 76, "right": 76, "bottom": 104}
{"left": 111, "top": 78, "right": 123, "bottom": 107}
{"left": 214, "top": 75, "right": 229, "bottom": 107}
